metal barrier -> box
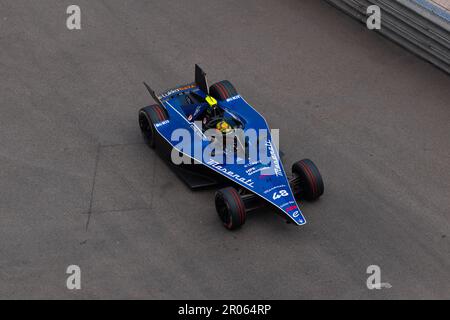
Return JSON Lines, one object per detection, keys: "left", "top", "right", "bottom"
{"left": 325, "top": 0, "right": 450, "bottom": 74}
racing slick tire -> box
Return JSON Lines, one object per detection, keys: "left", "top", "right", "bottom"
{"left": 138, "top": 104, "right": 168, "bottom": 148}
{"left": 209, "top": 80, "right": 238, "bottom": 101}
{"left": 292, "top": 159, "right": 324, "bottom": 201}
{"left": 215, "top": 187, "right": 246, "bottom": 230}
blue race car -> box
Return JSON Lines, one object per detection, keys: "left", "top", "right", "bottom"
{"left": 139, "top": 65, "right": 324, "bottom": 230}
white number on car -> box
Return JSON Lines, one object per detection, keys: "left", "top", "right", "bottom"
{"left": 272, "top": 190, "right": 289, "bottom": 200}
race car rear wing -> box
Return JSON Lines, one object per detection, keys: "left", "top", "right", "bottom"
{"left": 143, "top": 65, "right": 208, "bottom": 105}
{"left": 143, "top": 81, "right": 165, "bottom": 109}
{"left": 195, "top": 64, "right": 209, "bottom": 95}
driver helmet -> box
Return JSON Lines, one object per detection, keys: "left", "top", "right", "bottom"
{"left": 216, "top": 120, "right": 232, "bottom": 134}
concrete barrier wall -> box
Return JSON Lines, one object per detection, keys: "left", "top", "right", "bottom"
{"left": 325, "top": 0, "right": 450, "bottom": 74}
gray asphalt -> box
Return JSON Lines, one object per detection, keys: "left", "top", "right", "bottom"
{"left": 0, "top": 0, "right": 449, "bottom": 299}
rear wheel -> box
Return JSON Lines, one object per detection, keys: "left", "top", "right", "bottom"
{"left": 210, "top": 80, "right": 238, "bottom": 101}
{"left": 292, "top": 159, "right": 324, "bottom": 201}
{"left": 138, "top": 104, "right": 168, "bottom": 148}
{"left": 215, "top": 187, "right": 246, "bottom": 230}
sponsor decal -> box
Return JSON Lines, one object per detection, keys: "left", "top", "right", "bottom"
{"left": 207, "top": 159, "right": 255, "bottom": 188}
{"left": 155, "top": 120, "right": 170, "bottom": 127}
{"left": 226, "top": 95, "right": 241, "bottom": 103}
{"left": 280, "top": 200, "right": 295, "bottom": 208}
{"left": 245, "top": 163, "right": 270, "bottom": 176}
{"left": 263, "top": 184, "right": 286, "bottom": 195}
{"left": 159, "top": 84, "right": 196, "bottom": 99}
{"left": 244, "top": 161, "right": 261, "bottom": 168}
{"left": 266, "top": 141, "right": 283, "bottom": 177}
{"left": 282, "top": 203, "right": 300, "bottom": 218}
{"left": 286, "top": 205, "right": 298, "bottom": 212}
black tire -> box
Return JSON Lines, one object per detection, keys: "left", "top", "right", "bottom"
{"left": 292, "top": 159, "right": 324, "bottom": 201}
{"left": 215, "top": 187, "right": 246, "bottom": 230}
{"left": 209, "top": 80, "right": 238, "bottom": 101}
{"left": 139, "top": 104, "right": 168, "bottom": 148}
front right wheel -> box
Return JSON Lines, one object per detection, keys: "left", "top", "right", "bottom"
{"left": 209, "top": 80, "right": 238, "bottom": 101}
{"left": 215, "top": 187, "right": 246, "bottom": 230}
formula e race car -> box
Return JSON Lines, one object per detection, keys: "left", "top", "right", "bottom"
{"left": 139, "top": 65, "right": 324, "bottom": 230}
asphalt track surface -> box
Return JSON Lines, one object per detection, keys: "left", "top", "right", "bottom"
{"left": 1, "top": 0, "right": 449, "bottom": 299}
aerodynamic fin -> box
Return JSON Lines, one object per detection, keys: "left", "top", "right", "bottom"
{"left": 195, "top": 64, "right": 209, "bottom": 95}
{"left": 143, "top": 82, "right": 164, "bottom": 109}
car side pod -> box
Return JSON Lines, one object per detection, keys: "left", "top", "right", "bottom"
{"left": 215, "top": 159, "right": 324, "bottom": 230}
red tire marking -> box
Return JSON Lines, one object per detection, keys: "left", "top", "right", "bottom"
{"left": 223, "top": 82, "right": 235, "bottom": 97}
{"left": 300, "top": 162, "right": 315, "bottom": 196}
{"left": 306, "top": 163, "right": 317, "bottom": 197}
{"left": 308, "top": 163, "right": 319, "bottom": 196}
{"left": 214, "top": 83, "right": 224, "bottom": 99}
{"left": 226, "top": 204, "right": 233, "bottom": 228}
{"left": 229, "top": 189, "right": 245, "bottom": 225}
{"left": 300, "top": 161, "right": 316, "bottom": 197}
{"left": 152, "top": 106, "right": 161, "bottom": 121}
{"left": 153, "top": 106, "right": 164, "bottom": 122}
{"left": 159, "top": 106, "right": 167, "bottom": 121}
{"left": 217, "top": 82, "right": 228, "bottom": 100}
{"left": 218, "top": 193, "right": 233, "bottom": 229}
{"left": 221, "top": 82, "right": 230, "bottom": 99}
{"left": 220, "top": 82, "right": 228, "bottom": 96}
{"left": 224, "top": 192, "right": 235, "bottom": 228}
{"left": 233, "top": 190, "right": 244, "bottom": 225}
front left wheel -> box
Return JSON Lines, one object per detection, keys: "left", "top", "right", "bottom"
{"left": 292, "top": 159, "right": 324, "bottom": 201}
{"left": 215, "top": 187, "right": 246, "bottom": 230}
